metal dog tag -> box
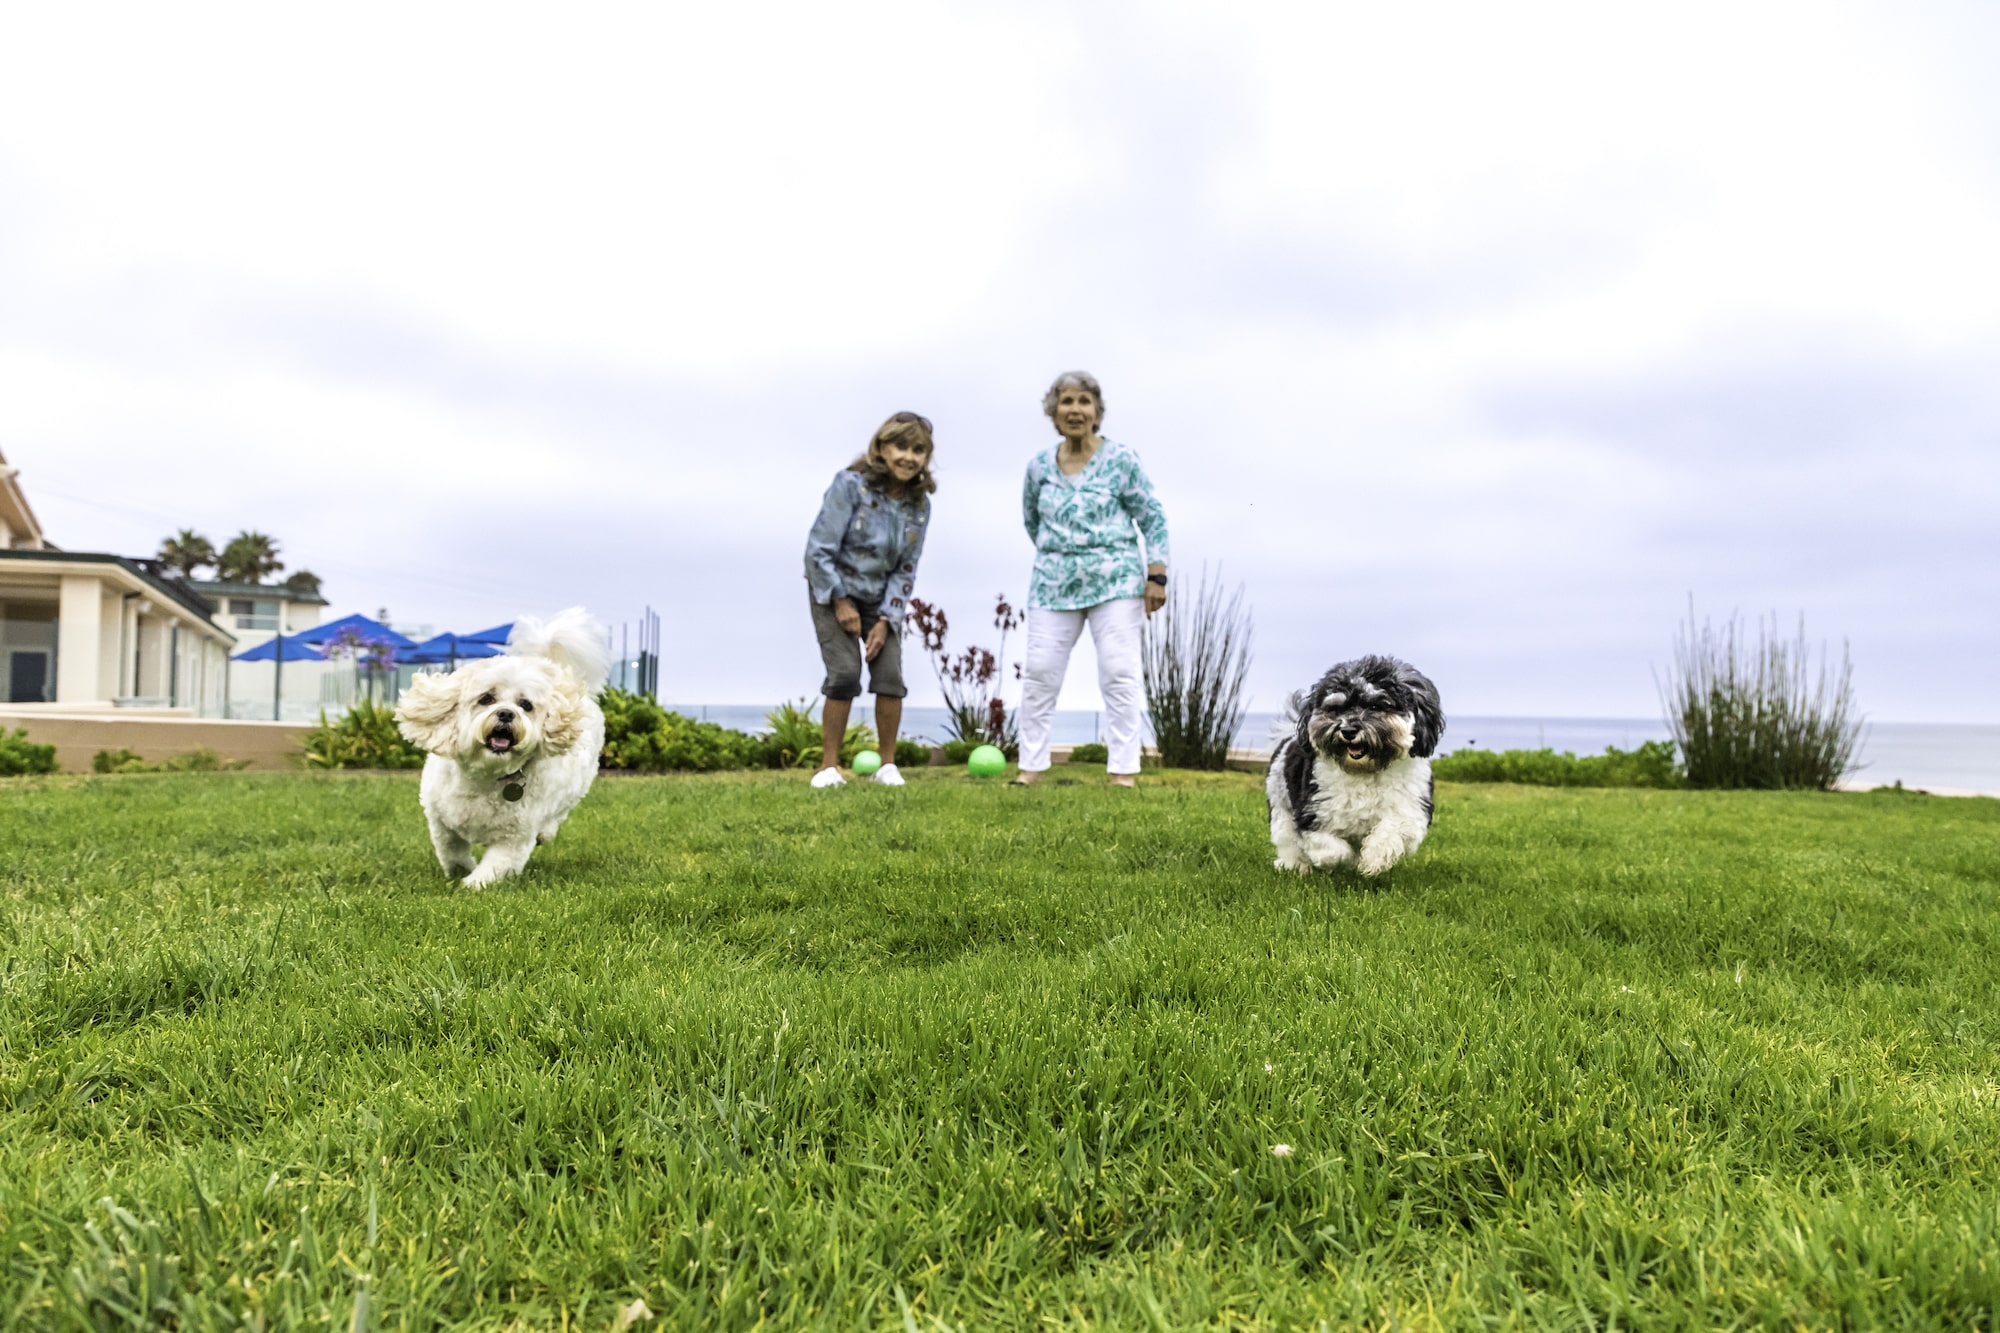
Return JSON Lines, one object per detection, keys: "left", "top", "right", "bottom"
{"left": 503, "top": 782, "right": 525, "bottom": 802}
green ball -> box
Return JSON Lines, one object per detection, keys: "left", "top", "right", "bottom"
{"left": 852, "top": 749, "right": 882, "bottom": 776}
{"left": 967, "top": 744, "right": 1007, "bottom": 778}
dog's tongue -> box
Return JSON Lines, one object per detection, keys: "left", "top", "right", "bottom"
{"left": 490, "top": 734, "right": 513, "bottom": 751}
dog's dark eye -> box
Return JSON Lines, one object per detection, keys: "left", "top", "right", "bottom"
{"left": 517, "top": 698, "right": 534, "bottom": 713}
{"left": 477, "top": 692, "right": 495, "bottom": 706}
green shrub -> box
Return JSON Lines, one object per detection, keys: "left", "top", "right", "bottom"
{"left": 92, "top": 746, "right": 248, "bottom": 774}
{"left": 600, "top": 689, "right": 763, "bottom": 772}
{"left": 894, "top": 740, "right": 931, "bottom": 769}
{"left": 1432, "top": 740, "right": 1684, "bottom": 789}
{"left": 0, "top": 728, "right": 58, "bottom": 776}
{"left": 1068, "top": 742, "right": 1109, "bottom": 764}
{"left": 300, "top": 699, "right": 426, "bottom": 770}
{"left": 941, "top": 739, "right": 976, "bottom": 764}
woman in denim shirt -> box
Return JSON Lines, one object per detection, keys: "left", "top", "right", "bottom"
{"left": 802, "top": 411, "right": 935, "bottom": 787}
{"left": 1014, "top": 371, "right": 1169, "bottom": 787}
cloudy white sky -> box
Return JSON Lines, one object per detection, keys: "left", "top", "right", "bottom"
{"left": 3, "top": 1, "right": 1995, "bottom": 722}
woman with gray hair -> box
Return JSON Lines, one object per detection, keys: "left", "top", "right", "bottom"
{"left": 1012, "top": 371, "right": 1169, "bottom": 787}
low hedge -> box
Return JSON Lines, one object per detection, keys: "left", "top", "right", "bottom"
{"left": 600, "top": 690, "right": 770, "bottom": 772}
{"left": 1431, "top": 739, "right": 1684, "bottom": 789}
{"left": 93, "top": 747, "right": 248, "bottom": 774}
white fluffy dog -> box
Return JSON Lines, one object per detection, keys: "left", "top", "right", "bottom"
{"left": 1267, "top": 655, "right": 1445, "bottom": 877}
{"left": 394, "top": 608, "right": 610, "bottom": 888}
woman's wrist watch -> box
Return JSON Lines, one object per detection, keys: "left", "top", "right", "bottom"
{"left": 1146, "top": 572, "right": 1168, "bottom": 586}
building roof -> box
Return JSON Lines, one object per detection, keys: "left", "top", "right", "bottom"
{"left": 189, "top": 577, "right": 330, "bottom": 606}
{"left": 0, "top": 446, "right": 48, "bottom": 550}
{"left": 0, "top": 549, "right": 236, "bottom": 640}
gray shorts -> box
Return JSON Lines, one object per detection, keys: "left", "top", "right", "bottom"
{"left": 810, "top": 595, "right": 906, "bottom": 700}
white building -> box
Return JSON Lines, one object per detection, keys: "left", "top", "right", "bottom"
{"left": 0, "top": 447, "right": 237, "bottom": 714}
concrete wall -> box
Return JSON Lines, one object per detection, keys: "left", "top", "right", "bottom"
{"left": 0, "top": 707, "right": 314, "bottom": 772}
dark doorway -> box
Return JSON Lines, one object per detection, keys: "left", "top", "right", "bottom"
{"left": 9, "top": 651, "right": 49, "bottom": 703}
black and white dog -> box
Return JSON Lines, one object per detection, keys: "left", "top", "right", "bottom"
{"left": 1267, "top": 656, "right": 1445, "bottom": 876}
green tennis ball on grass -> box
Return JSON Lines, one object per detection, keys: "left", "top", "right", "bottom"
{"left": 967, "top": 744, "right": 1007, "bottom": 778}
{"left": 852, "top": 749, "right": 882, "bottom": 776}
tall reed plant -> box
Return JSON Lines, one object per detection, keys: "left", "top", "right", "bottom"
{"left": 1659, "top": 605, "right": 1864, "bottom": 790}
{"left": 1142, "top": 566, "right": 1254, "bottom": 770}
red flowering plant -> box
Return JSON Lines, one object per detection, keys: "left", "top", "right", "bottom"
{"left": 907, "top": 594, "right": 1023, "bottom": 755}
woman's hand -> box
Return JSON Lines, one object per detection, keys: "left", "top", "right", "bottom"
{"left": 1144, "top": 566, "right": 1167, "bottom": 618}
{"left": 834, "top": 598, "right": 862, "bottom": 636}
{"left": 863, "top": 619, "right": 889, "bottom": 662}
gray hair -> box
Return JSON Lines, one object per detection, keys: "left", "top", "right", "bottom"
{"left": 1041, "top": 370, "right": 1105, "bottom": 425}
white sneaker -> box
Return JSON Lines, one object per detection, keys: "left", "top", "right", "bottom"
{"left": 871, "top": 762, "right": 905, "bottom": 786}
{"left": 810, "top": 766, "right": 846, "bottom": 788}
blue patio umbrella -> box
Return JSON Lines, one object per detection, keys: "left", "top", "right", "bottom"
{"left": 461, "top": 622, "right": 514, "bottom": 645}
{"left": 406, "top": 631, "right": 505, "bottom": 669}
{"left": 292, "top": 613, "right": 418, "bottom": 650}
{"left": 231, "top": 633, "right": 327, "bottom": 721}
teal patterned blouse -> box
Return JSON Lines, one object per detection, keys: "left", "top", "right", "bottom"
{"left": 1021, "top": 438, "right": 1171, "bottom": 611}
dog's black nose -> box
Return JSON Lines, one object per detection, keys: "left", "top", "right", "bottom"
{"left": 495, "top": 708, "right": 516, "bottom": 723}
{"left": 1338, "top": 724, "right": 1360, "bottom": 740}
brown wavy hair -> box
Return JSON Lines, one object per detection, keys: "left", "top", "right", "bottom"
{"left": 848, "top": 411, "right": 937, "bottom": 496}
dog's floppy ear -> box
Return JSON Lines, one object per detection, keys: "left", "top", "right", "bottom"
{"left": 1397, "top": 661, "right": 1445, "bottom": 758}
{"left": 395, "top": 671, "right": 461, "bottom": 754}
{"left": 539, "top": 672, "right": 595, "bottom": 756}
{"left": 1288, "top": 684, "right": 1319, "bottom": 749}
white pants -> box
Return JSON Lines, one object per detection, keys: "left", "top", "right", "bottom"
{"left": 1018, "top": 597, "right": 1147, "bottom": 774}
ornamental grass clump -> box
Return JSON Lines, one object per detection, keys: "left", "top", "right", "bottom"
{"left": 760, "top": 698, "right": 875, "bottom": 769}
{"left": 1660, "top": 605, "right": 1864, "bottom": 790}
{"left": 1142, "top": 566, "right": 1253, "bottom": 770}
{"left": 299, "top": 699, "right": 424, "bottom": 770}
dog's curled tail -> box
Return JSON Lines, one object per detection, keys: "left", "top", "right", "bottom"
{"left": 507, "top": 607, "right": 612, "bottom": 692}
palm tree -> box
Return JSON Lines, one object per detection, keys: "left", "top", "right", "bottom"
{"left": 156, "top": 529, "right": 217, "bottom": 578}
{"left": 216, "top": 531, "right": 285, "bottom": 585}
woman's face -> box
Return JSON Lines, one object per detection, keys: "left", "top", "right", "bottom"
{"left": 1053, "top": 386, "right": 1099, "bottom": 441}
{"left": 880, "top": 437, "right": 929, "bottom": 488}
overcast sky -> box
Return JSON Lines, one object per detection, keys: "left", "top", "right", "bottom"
{"left": 3, "top": 1, "right": 1995, "bottom": 722}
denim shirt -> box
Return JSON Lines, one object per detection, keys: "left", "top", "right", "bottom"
{"left": 803, "top": 469, "right": 931, "bottom": 628}
{"left": 1021, "top": 438, "right": 1170, "bottom": 610}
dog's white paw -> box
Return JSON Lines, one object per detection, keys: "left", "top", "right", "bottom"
{"left": 1301, "top": 833, "right": 1354, "bottom": 869}
{"left": 1273, "top": 849, "right": 1311, "bottom": 875}
{"left": 461, "top": 864, "right": 509, "bottom": 890}
{"left": 1356, "top": 844, "right": 1402, "bottom": 877}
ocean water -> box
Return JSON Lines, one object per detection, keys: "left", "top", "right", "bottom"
{"left": 669, "top": 704, "right": 2000, "bottom": 795}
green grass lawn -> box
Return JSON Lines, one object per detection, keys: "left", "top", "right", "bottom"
{"left": 2, "top": 768, "right": 1998, "bottom": 1330}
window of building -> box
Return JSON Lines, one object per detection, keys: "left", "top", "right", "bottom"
{"left": 229, "top": 598, "right": 280, "bottom": 631}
